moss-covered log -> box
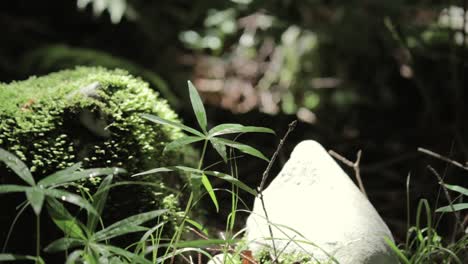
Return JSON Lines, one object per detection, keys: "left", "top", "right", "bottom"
{"left": 0, "top": 66, "right": 193, "bottom": 219}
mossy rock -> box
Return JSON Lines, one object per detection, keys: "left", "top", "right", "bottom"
{"left": 0, "top": 66, "right": 194, "bottom": 221}
{"left": 21, "top": 44, "right": 179, "bottom": 107}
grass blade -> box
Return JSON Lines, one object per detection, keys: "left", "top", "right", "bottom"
{"left": 212, "top": 138, "right": 269, "bottom": 161}
{"left": 201, "top": 173, "right": 219, "bottom": 212}
{"left": 208, "top": 123, "right": 275, "bottom": 137}
{"left": 26, "top": 187, "right": 45, "bottom": 215}
{"left": 87, "top": 174, "right": 113, "bottom": 232}
{"left": 39, "top": 167, "right": 125, "bottom": 187}
{"left": 42, "top": 188, "right": 98, "bottom": 216}
{"left": 0, "top": 148, "right": 35, "bottom": 186}
{"left": 384, "top": 237, "right": 410, "bottom": 264}
{"left": 165, "top": 136, "right": 204, "bottom": 152}
{"left": 140, "top": 113, "right": 204, "bottom": 137}
{"left": 188, "top": 81, "right": 207, "bottom": 133}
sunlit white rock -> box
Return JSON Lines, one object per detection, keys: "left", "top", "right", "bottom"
{"left": 245, "top": 140, "right": 398, "bottom": 264}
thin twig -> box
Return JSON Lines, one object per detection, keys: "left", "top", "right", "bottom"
{"left": 329, "top": 149, "right": 367, "bottom": 197}
{"left": 427, "top": 165, "right": 464, "bottom": 241}
{"left": 257, "top": 120, "right": 297, "bottom": 263}
{"left": 418, "top": 147, "right": 468, "bottom": 171}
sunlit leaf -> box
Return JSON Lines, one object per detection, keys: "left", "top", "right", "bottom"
{"left": 26, "top": 187, "right": 45, "bottom": 215}
{"left": 44, "top": 238, "right": 84, "bottom": 252}
{"left": 93, "top": 225, "right": 148, "bottom": 242}
{"left": 211, "top": 138, "right": 269, "bottom": 161}
{"left": 132, "top": 167, "right": 174, "bottom": 177}
{"left": 88, "top": 174, "right": 113, "bottom": 232}
{"left": 140, "top": 113, "right": 204, "bottom": 137}
{"left": 0, "top": 148, "right": 35, "bottom": 186}
{"left": 436, "top": 203, "right": 468, "bottom": 213}
{"left": 93, "top": 209, "right": 167, "bottom": 241}
{"left": 188, "top": 81, "right": 207, "bottom": 133}
{"left": 0, "top": 184, "right": 29, "bottom": 194}
{"left": 210, "top": 139, "right": 227, "bottom": 162}
{"left": 201, "top": 173, "right": 219, "bottom": 212}
{"left": 47, "top": 198, "right": 86, "bottom": 239}
{"left": 443, "top": 184, "right": 468, "bottom": 196}
{"left": 165, "top": 136, "right": 204, "bottom": 152}
{"left": 208, "top": 123, "right": 275, "bottom": 137}
{"left": 42, "top": 188, "right": 98, "bottom": 216}
{"left": 39, "top": 167, "right": 124, "bottom": 187}
{"left": 133, "top": 166, "right": 257, "bottom": 195}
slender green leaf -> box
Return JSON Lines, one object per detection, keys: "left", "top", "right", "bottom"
{"left": 39, "top": 167, "right": 125, "bottom": 187}
{"left": 26, "top": 187, "right": 45, "bottom": 215}
{"left": 161, "top": 238, "right": 238, "bottom": 248}
{"left": 0, "top": 254, "right": 38, "bottom": 262}
{"left": 186, "top": 219, "right": 208, "bottom": 236}
{"left": 188, "top": 81, "right": 207, "bottom": 133}
{"left": 204, "top": 170, "right": 258, "bottom": 196}
{"left": 94, "top": 225, "right": 148, "bottom": 242}
{"left": 0, "top": 148, "right": 34, "bottom": 186}
{"left": 210, "top": 139, "right": 227, "bottom": 162}
{"left": 443, "top": 184, "right": 468, "bottom": 196}
{"left": 140, "top": 113, "right": 204, "bottom": 137}
{"left": 0, "top": 184, "right": 29, "bottom": 193}
{"left": 436, "top": 203, "right": 468, "bottom": 213}
{"left": 133, "top": 166, "right": 257, "bottom": 195}
{"left": 208, "top": 123, "right": 275, "bottom": 137}
{"left": 132, "top": 167, "right": 174, "bottom": 177}
{"left": 47, "top": 198, "right": 86, "bottom": 239}
{"left": 384, "top": 237, "right": 410, "bottom": 264}
{"left": 164, "top": 136, "right": 204, "bottom": 152}
{"left": 44, "top": 238, "right": 84, "bottom": 252}
{"left": 201, "top": 173, "right": 219, "bottom": 212}
{"left": 88, "top": 175, "right": 113, "bottom": 232}
{"left": 211, "top": 138, "right": 269, "bottom": 161}
{"left": 94, "top": 209, "right": 167, "bottom": 241}
{"left": 42, "top": 188, "right": 98, "bottom": 216}
{"left": 98, "top": 244, "right": 153, "bottom": 264}
{"left": 169, "top": 166, "right": 257, "bottom": 196}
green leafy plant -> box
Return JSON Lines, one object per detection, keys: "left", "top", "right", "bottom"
{"left": 45, "top": 174, "right": 167, "bottom": 264}
{"left": 0, "top": 148, "right": 124, "bottom": 263}
{"left": 136, "top": 80, "right": 275, "bottom": 260}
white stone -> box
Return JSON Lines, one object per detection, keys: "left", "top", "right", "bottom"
{"left": 245, "top": 140, "right": 398, "bottom": 264}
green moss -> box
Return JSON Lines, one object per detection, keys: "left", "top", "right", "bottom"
{"left": 21, "top": 44, "right": 179, "bottom": 107}
{"left": 0, "top": 66, "right": 191, "bottom": 220}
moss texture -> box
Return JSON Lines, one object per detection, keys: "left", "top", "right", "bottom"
{"left": 21, "top": 44, "right": 179, "bottom": 107}
{"left": 0, "top": 66, "right": 191, "bottom": 218}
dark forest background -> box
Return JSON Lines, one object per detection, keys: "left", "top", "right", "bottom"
{"left": 1, "top": 0, "right": 467, "bottom": 246}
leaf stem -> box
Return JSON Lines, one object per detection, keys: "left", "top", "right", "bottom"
{"left": 36, "top": 213, "right": 40, "bottom": 264}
